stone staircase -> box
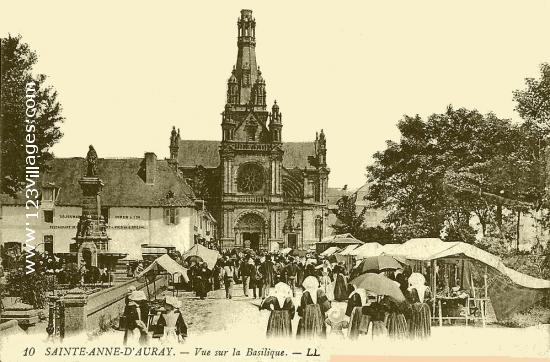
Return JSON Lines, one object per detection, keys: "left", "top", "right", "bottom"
{"left": 112, "top": 260, "right": 132, "bottom": 283}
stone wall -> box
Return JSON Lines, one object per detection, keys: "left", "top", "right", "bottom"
{"left": 72, "top": 275, "right": 168, "bottom": 333}
{"left": 0, "top": 320, "right": 24, "bottom": 336}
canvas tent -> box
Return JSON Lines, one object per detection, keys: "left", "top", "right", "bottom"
{"left": 320, "top": 233, "right": 363, "bottom": 244}
{"left": 320, "top": 246, "right": 340, "bottom": 257}
{"left": 138, "top": 254, "right": 189, "bottom": 283}
{"left": 317, "top": 233, "right": 364, "bottom": 254}
{"left": 181, "top": 244, "right": 221, "bottom": 269}
{"left": 338, "top": 244, "right": 360, "bottom": 256}
{"left": 332, "top": 244, "right": 359, "bottom": 273}
{"left": 349, "top": 242, "right": 383, "bottom": 258}
{"left": 384, "top": 238, "right": 550, "bottom": 320}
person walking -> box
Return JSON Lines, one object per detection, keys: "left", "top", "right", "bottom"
{"left": 259, "top": 255, "right": 276, "bottom": 299}
{"left": 213, "top": 259, "right": 223, "bottom": 290}
{"left": 318, "top": 260, "right": 333, "bottom": 295}
{"left": 284, "top": 258, "right": 299, "bottom": 297}
{"left": 252, "top": 258, "right": 263, "bottom": 298}
{"left": 195, "top": 262, "right": 211, "bottom": 300}
{"left": 333, "top": 262, "right": 348, "bottom": 302}
{"left": 155, "top": 296, "right": 187, "bottom": 343}
{"left": 259, "top": 282, "right": 295, "bottom": 338}
{"left": 240, "top": 257, "right": 253, "bottom": 297}
{"left": 222, "top": 260, "right": 235, "bottom": 299}
{"left": 296, "top": 276, "right": 331, "bottom": 338}
{"left": 346, "top": 288, "right": 370, "bottom": 339}
{"left": 296, "top": 259, "right": 305, "bottom": 290}
{"left": 122, "top": 291, "right": 148, "bottom": 345}
{"left": 382, "top": 296, "right": 409, "bottom": 339}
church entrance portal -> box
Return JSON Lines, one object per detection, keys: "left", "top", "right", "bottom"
{"left": 243, "top": 232, "right": 260, "bottom": 251}
{"left": 235, "top": 213, "right": 265, "bottom": 252}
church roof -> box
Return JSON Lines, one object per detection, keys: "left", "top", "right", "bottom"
{"left": 327, "top": 187, "right": 351, "bottom": 206}
{"left": 177, "top": 140, "right": 317, "bottom": 169}
{"left": 1, "top": 157, "right": 196, "bottom": 207}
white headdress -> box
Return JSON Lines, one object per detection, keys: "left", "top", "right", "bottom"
{"left": 408, "top": 272, "right": 428, "bottom": 303}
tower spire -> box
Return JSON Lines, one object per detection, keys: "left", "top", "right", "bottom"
{"left": 234, "top": 9, "right": 259, "bottom": 105}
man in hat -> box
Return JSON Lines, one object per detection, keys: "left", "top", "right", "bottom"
{"left": 259, "top": 255, "right": 275, "bottom": 300}
{"left": 222, "top": 260, "right": 236, "bottom": 299}
{"left": 284, "top": 257, "right": 299, "bottom": 297}
{"left": 239, "top": 257, "right": 254, "bottom": 297}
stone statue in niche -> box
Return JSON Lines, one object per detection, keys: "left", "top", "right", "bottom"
{"left": 86, "top": 145, "right": 98, "bottom": 177}
{"left": 77, "top": 213, "right": 93, "bottom": 237}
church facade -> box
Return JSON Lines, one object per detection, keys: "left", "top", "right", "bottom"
{"left": 173, "top": 9, "right": 329, "bottom": 252}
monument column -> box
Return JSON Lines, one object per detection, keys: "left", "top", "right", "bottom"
{"left": 73, "top": 145, "right": 112, "bottom": 269}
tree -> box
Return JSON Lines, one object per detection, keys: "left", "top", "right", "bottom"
{"left": 331, "top": 193, "right": 367, "bottom": 237}
{"left": 191, "top": 165, "right": 210, "bottom": 199}
{"left": 0, "top": 35, "right": 64, "bottom": 196}
{"left": 513, "top": 63, "right": 550, "bottom": 134}
{"left": 513, "top": 63, "right": 550, "bottom": 211}
{"left": 367, "top": 106, "right": 515, "bottom": 243}
{"left": 356, "top": 226, "right": 394, "bottom": 245}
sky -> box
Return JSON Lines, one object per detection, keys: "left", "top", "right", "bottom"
{"left": 2, "top": 0, "right": 549, "bottom": 189}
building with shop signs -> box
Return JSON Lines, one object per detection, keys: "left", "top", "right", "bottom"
{"left": 0, "top": 153, "right": 216, "bottom": 264}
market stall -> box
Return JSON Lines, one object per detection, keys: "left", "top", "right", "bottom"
{"left": 316, "top": 233, "right": 364, "bottom": 254}
{"left": 181, "top": 244, "right": 221, "bottom": 269}
{"left": 348, "top": 242, "right": 383, "bottom": 258}
{"left": 383, "top": 238, "right": 550, "bottom": 326}
{"left": 138, "top": 254, "right": 190, "bottom": 297}
{"left": 333, "top": 244, "right": 359, "bottom": 272}
{"left": 320, "top": 246, "right": 341, "bottom": 257}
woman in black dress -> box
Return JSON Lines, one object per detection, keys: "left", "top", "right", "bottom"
{"left": 297, "top": 276, "right": 331, "bottom": 338}
{"left": 363, "top": 297, "right": 388, "bottom": 339}
{"left": 407, "top": 273, "right": 432, "bottom": 339}
{"left": 122, "top": 291, "right": 148, "bottom": 345}
{"left": 382, "top": 296, "right": 409, "bottom": 339}
{"left": 346, "top": 288, "right": 371, "bottom": 339}
{"left": 333, "top": 262, "right": 348, "bottom": 302}
{"left": 259, "top": 282, "right": 295, "bottom": 337}
{"left": 195, "top": 262, "right": 211, "bottom": 299}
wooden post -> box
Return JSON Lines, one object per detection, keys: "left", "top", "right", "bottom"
{"left": 145, "top": 276, "right": 151, "bottom": 300}
{"left": 432, "top": 260, "right": 437, "bottom": 322}
{"left": 152, "top": 273, "right": 157, "bottom": 297}
{"left": 484, "top": 266, "right": 488, "bottom": 299}
{"left": 516, "top": 210, "right": 521, "bottom": 251}
{"left": 438, "top": 299, "right": 443, "bottom": 327}
{"left": 483, "top": 265, "right": 488, "bottom": 327}
{"left": 470, "top": 266, "right": 476, "bottom": 326}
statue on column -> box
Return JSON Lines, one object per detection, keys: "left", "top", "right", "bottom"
{"left": 86, "top": 145, "right": 98, "bottom": 177}
{"left": 77, "top": 213, "right": 93, "bottom": 237}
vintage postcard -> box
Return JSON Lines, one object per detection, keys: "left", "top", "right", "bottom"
{"left": 1, "top": 1, "right": 549, "bottom": 362}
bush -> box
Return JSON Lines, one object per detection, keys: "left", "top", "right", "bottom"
{"left": 499, "top": 304, "right": 550, "bottom": 328}
{"left": 6, "top": 268, "right": 48, "bottom": 308}
{"left": 98, "top": 314, "right": 116, "bottom": 332}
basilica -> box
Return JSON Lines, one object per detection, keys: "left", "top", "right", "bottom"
{"left": 173, "top": 9, "right": 330, "bottom": 252}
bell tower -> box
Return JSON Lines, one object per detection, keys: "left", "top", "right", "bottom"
{"left": 218, "top": 9, "right": 284, "bottom": 250}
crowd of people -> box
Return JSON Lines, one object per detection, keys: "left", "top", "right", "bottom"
{"left": 121, "top": 250, "right": 434, "bottom": 343}
{"left": 253, "top": 258, "right": 433, "bottom": 340}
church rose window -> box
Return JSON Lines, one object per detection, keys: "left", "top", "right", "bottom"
{"left": 237, "top": 163, "right": 264, "bottom": 193}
